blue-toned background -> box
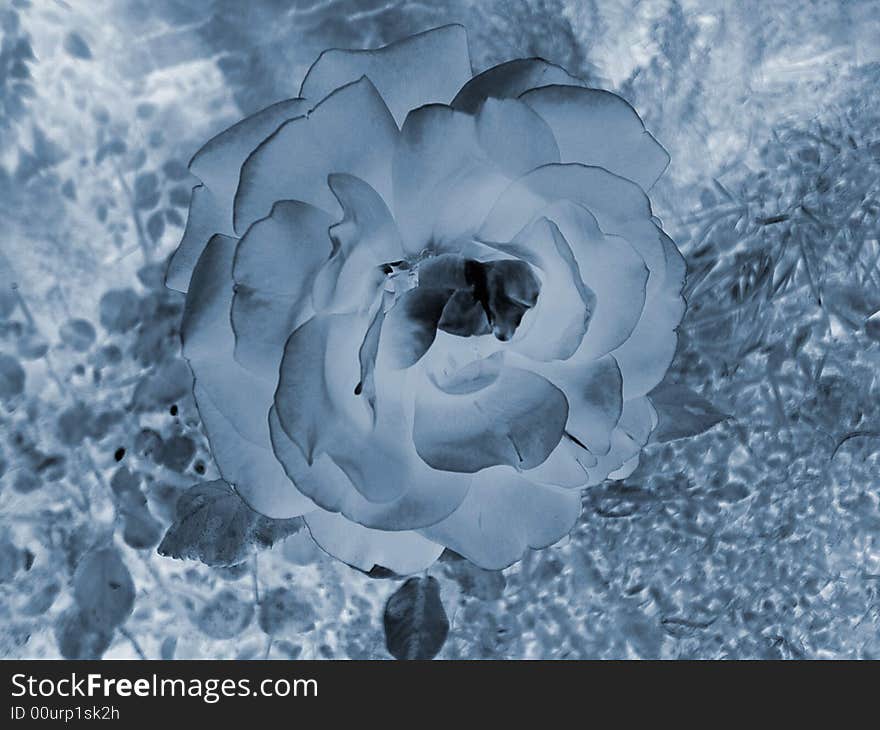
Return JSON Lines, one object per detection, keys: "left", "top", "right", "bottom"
{"left": 2, "top": 0, "right": 880, "bottom": 659}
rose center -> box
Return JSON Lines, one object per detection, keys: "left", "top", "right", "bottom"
{"left": 385, "top": 253, "right": 540, "bottom": 342}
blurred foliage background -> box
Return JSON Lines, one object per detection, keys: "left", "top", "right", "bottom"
{"left": 2, "top": 0, "right": 880, "bottom": 659}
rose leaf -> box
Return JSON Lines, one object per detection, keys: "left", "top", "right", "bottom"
{"left": 649, "top": 383, "right": 729, "bottom": 443}
{"left": 383, "top": 576, "right": 449, "bottom": 660}
{"left": 157, "top": 480, "right": 303, "bottom": 568}
{"left": 72, "top": 547, "right": 135, "bottom": 629}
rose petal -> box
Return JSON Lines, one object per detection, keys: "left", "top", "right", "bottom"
{"left": 452, "top": 58, "right": 587, "bottom": 114}
{"left": 272, "top": 313, "right": 373, "bottom": 466}
{"left": 233, "top": 200, "right": 334, "bottom": 294}
{"left": 166, "top": 184, "right": 225, "bottom": 292}
{"left": 166, "top": 99, "right": 309, "bottom": 292}
{"left": 304, "top": 510, "right": 443, "bottom": 575}
{"left": 229, "top": 289, "right": 297, "bottom": 383}
{"left": 235, "top": 78, "right": 397, "bottom": 233}
{"left": 611, "top": 231, "right": 686, "bottom": 397}
{"left": 269, "top": 407, "right": 470, "bottom": 531}
{"left": 181, "top": 234, "right": 315, "bottom": 518}
{"left": 419, "top": 466, "right": 581, "bottom": 570}
{"left": 273, "top": 314, "right": 472, "bottom": 523}
{"left": 392, "top": 104, "right": 509, "bottom": 253}
{"left": 608, "top": 454, "right": 640, "bottom": 481}
{"left": 534, "top": 353, "right": 624, "bottom": 456}
{"left": 300, "top": 24, "right": 472, "bottom": 126}
{"left": 520, "top": 85, "right": 669, "bottom": 189}
{"left": 480, "top": 163, "right": 666, "bottom": 283}
{"left": 391, "top": 100, "right": 562, "bottom": 254}
{"left": 479, "top": 164, "right": 683, "bottom": 384}
{"left": 581, "top": 396, "right": 657, "bottom": 483}
{"left": 190, "top": 98, "right": 308, "bottom": 220}
{"left": 480, "top": 162, "right": 652, "bottom": 243}
{"left": 313, "top": 173, "right": 403, "bottom": 315}
{"left": 475, "top": 97, "right": 560, "bottom": 179}
{"left": 539, "top": 200, "right": 649, "bottom": 359}
{"left": 522, "top": 435, "right": 597, "bottom": 489}
{"left": 382, "top": 287, "right": 451, "bottom": 369}
{"left": 487, "top": 216, "right": 594, "bottom": 361}
{"left": 412, "top": 357, "right": 568, "bottom": 473}
{"left": 230, "top": 200, "right": 335, "bottom": 380}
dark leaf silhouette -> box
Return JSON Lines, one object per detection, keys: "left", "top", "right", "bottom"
{"left": 649, "top": 383, "right": 728, "bottom": 442}
{"left": 73, "top": 547, "right": 135, "bottom": 628}
{"left": 54, "top": 609, "right": 113, "bottom": 659}
{"left": 63, "top": 32, "right": 92, "bottom": 60}
{"left": 383, "top": 576, "right": 449, "bottom": 660}
{"left": 0, "top": 353, "right": 25, "bottom": 399}
{"left": 157, "top": 480, "right": 302, "bottom": 567}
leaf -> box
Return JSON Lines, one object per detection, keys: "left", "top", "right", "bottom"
{"left": 0, "top": 534, "right": 25, "bottom": 583}
{"left": 0, "top": 353, "right": 25, "bottom": 400}
{"left": 649, "top": 383, "right": 728, "bottom": 443}
{"left": 121, "top": 499, "right": 163, "bottom": 550}
{"left": 73, "top": 548, "right": 135, "bottom": 629}
{"left": 257, "top": 587, "right": 315, "bottom": 636}
{"left": 146, "top": 210, "right": 166, "bottom": 242}
{"left": 160, "top": 636, "right": 177, "bottom": 660}
{"left": 54, "top": 609, "right": 113, "bottom": 659}
{"left": 58, "top": 318, "right": 96, "bottom": 352}
{"left": 157, "top": 480, "right": 303, "bottom": 567}
{"left": 162, "top": 159, "right": 189, "bottom": 181}
{"left": 134, "top": 172, "right": 160, "bottom": 210}
{"left": 63, "top": 32, "right": 92, "bottom": 60}
{"left": 383, "top": 576, "right": 449, "bottom": 660}
{"left": 196, "top": 588, "right": 254, "bottom": 639}
{"left": 99, "top": 288, "right": 141, "bottom": 333}
{"left": 131, "top": 358, "right": 192, "bottom": 411}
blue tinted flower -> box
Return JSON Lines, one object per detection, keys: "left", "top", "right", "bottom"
{"left": 168, "top": 26, "right": 685, "bottom": 572}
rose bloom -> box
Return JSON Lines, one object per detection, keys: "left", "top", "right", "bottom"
{"left": 167, "top": 26, "right": 685, "bottom": 573}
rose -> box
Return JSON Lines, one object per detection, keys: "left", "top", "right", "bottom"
{"left": 168, "top": 25, "right": 685, "bottom": 572}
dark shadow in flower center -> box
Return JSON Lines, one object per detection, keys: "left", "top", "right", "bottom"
{"left": 443, "top": 258, "right": 540, "bottom": 341}
{"left": 354, "top": 256, "right": 541, "bottom": 395}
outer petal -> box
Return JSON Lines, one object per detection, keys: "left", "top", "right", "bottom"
{"left": 451, "top": 58, "right": 587, "bottom": 114}
{"left": 167, "top": 99, "right": 308, "bottom": 292}
{"left": 181, "top": 234, "right": 315, "bottom": 518}
{"left": 520, "top": 85, "right": 669, "bottom": 190}
{"left": 539, "top": 354, "right": 623, "bottom": 456}
{"left": 304, "top": 510, "right": 442, "bottom": 575}
{"left": 269, "top": 406, "right": 470, "bottom": 531}
{"left": 230, "top": 200, "right": 335, "bottom": 380}
{"left": 582, "top": 396, "right": 657, "bottom": 483}
{"left": 235, "top": 78, "right": 398, "bottom": 233}
{"left": 166, "top": 184, "right": 225, "bottom": 292}
{"left": 419, "top": 467, "right": 581, "bottom": 570}
{"left": 300, "top": 25, "right": 472, "bottom": 126}
{"left": 189, "top": 98, "right": 308, "bottom": 219}
{"left": 610, "top": 231, "right": 686, "bottom": 397}
{"left": 524, "top": 436, "right": 597, "bottom": 489}
{"left": 475, "top": 97, "right": 560, "bottom": 179}
{"left": 539, "top": 200, "right": 649, "bottom": 360}
{"left": 480, "top": 163, "right": 654, "bottom": 246}
{"left": 392, "top": 101, "right": 559, "bottom": 253}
